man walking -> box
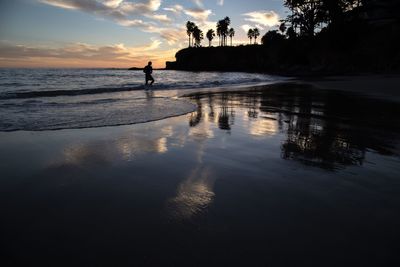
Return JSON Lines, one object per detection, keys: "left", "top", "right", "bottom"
{"left": 143, "top": 61, "right": 155, "bottom": 86}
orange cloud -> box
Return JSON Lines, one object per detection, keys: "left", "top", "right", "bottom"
{"left": 0, "top": 41, "right": 175, "bottom": 68}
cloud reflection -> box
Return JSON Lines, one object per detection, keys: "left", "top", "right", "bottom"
{"left": 167, "top": 166, "right": 215, "bottom": 220}
{"left": 51, "top": 123, "right": 178, "bottom": 168}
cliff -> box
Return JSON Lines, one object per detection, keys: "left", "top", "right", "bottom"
{"left": 166, "top": 20, "right": 400, "bottom": 75}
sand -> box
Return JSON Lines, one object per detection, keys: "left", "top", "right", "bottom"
{"left": 1, "top": 76, "right": 400, "bottom": 266}
{"left": 300, "top": 74, "right": 400, "bottom": 102}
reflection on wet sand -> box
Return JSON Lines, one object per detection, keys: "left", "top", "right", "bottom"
{"left": 167, "top": 166, "right": 215, "bottom": 220}
{"left": 48, "top": 84, "right": 400, "bottom": 221}
{"left": 167, "top": 108, "right": 216, "bottom": 220}
{"left": 55, "top": 124, "right": 178, "bottom": 168}
{"left": 186, "top": 84, "right": 400, "bottom": 170}
{"left": 2, "top": 84, "right": 400, "bottom": 266}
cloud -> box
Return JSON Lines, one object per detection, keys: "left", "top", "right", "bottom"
{"left": 39, "top": 0, "right": 126, "bottom": 19}
{"left": 164, "top": 5, "right": 213, "bottom": 26}
{"left": 163, "top": 4, "right": 184, "bottom": 15}
{"left": 255, "top": 24, "right": 265, "bottom": 31}
{"left": 243, "top": 10, "right": 280, "bottom": 27}
{"left": 158, "top": 29, "right": 185, "bottom": 45}
{"left": 119, "top": 0, "right": 161, "bottom": 14}
{"left": 116, "top": 18, "right": 154, "bottom": 28}
{"left": 103, "top": 0, "right": 124, "bottom": 8}
{"left": 39, "top": 0, "right": 79, "bottom": 9}
{"left": 40, "top": 0, "right": 162, "bottom": 16}
{"left": 184, "top": 8, "right": 212, "bottom": 22}
{"left": 144, "top": 26, "right": 186, "bottom": 45}
{"left": 217, "top": 0, "right": 224, "bottom": 6}
{"left": 241, "top": 24, "right": 253, "bottom": 33}
{"left": 145, "top": 14, "right": 172, "bottom": 24}
{"left": 38, "top": 1, "right": 185, "bottom": 44}
{"left": 0, "top": 40, "right": 174, "bottom": 68}
{"left": 192, "top": 0, "right": 203, "bottom": 8}
{"left": 0, "top": 40, "right": 159, "bottom": 59}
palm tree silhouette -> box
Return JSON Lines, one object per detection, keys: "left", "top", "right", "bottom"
{"left": 223, "top": 17, "right": 231, "bottom": 46}
{"left": 247, "top": 29, "right": 254, "bottom": 44}
{"left": 253, "top": 28, "right": 260, "bottom": 44}
{"left": 192, "top": 26, "right": 204, "bottom": 47}
{"left": 216, "top": 21, "right": 222, "bottom": 46}
{"left": 216, "top": 17, "right": 231, "bottom": 46}
{"left": 206, "top": 29, "right": 215, "bottom": 47}
{"left": 228, "top": 28, "right": 235, "bottom": 46}
{"left": 186, "top": 21, "right": 196, "bottom": 47}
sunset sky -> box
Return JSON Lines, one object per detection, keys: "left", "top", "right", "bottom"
{"left": 0, "top": 0, "right": 286, "bottom": 68}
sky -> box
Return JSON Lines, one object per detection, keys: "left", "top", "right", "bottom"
{"left": 0, "top": 0, "right": 287, "bottom": 68}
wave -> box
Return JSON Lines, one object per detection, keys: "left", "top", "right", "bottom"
{"left": 0, "top": 79, "right": 273, "bottom": 100}
{"left": 0, "top": 85, "right": 146, "bottom": 99}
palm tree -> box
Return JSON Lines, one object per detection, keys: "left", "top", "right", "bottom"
{"left": 247, "top": 29, "right": 254, "bottom": 44}
{"left": 186, "top": 21, "right": 196, "bottom": 47}
{"left": 192, "top": 26, "right": 204, "bottom": 47}
{"left": 216, "top": 16, "right": 231, "bottom": 46}
{"left": 253, "top": 28, "right": 260, "bottom": 44}
{"left": 228, "top": 28, "right": 235, "bottom": 46}
{"left": 223, "top": 17, "right": 231, "bottom": 46}
{"left": 206, "top": 29, "right": 215, "bottom": 47}
{"left": 216, "top": 20, "right": 222, "bottom": 46}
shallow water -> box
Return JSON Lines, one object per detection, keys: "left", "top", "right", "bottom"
{"left": 0, "top": 69, "right": 283, "bottom": 131}
{"left": 1, "top": 85, "right": 400, "bottom": 266}
{"left": 0, "top": 69, "right": 279, "bottom": 96}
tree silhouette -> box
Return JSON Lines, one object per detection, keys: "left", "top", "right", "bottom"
{"left": 247, "top": 29, "right": 254, "bottom": 44}
{"left": 206, "top": 29, "right": 216, "bottom": 47}
{"left": 261, "top": 30, "right": 285, "bottom": 45}
{"left": 253, "top": 28, "right": 260, "bottom": 44}
{"left": 216, "top": 21, "right": 222, "bottom": 46}
{"left": 228, "top": 28, "right": 235, "bottom": 46}
{"left": 282, "top": 0, "right": 366, "bottom": 37}
{"left": 216, "top": 17, "right": 231, "bottom": 46}
{"left": 192, "top": 26, "right": 204, "bottom": 47}
{"left": 186, "top": 21, "right": 196, "bottom": 47}
{"left": 279, "top": 22, "right": 287, "bottom": 34}
{"left": 223, "top": 17, "right": 231, "bottom": 46}
{"left": 284, "top": 0, "right": 324, "bottom": 37}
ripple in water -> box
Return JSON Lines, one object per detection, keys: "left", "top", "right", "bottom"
{"left": 0, "top": 96, "right": 196, "bottom": 131}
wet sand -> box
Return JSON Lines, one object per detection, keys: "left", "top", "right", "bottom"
{"left": 1, "top": 81, "right": 400, "bottom": 266}
{"left": 300, "top": 74, "right": 400, "bottom": 102}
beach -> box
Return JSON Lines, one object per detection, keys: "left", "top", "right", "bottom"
{"left": 1, "top": 75, "right": 400, "bottom": 266}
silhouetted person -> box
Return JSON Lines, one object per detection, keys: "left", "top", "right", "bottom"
{"left": 143, "top": 61, "right": 154, "bottom": 86}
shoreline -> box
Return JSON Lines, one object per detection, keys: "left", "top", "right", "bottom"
{"left": 1, "top": 74, "right": 399, "bottom": 132}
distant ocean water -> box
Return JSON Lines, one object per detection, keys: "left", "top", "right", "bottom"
{"left": 0, "top": 68, "right": 284, "bottom": 131}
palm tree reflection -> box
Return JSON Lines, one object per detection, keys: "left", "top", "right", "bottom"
{"left": 189, "top": 96, "right": 202, "bottom": 127}
{"left": 218, "top": 94, "right": 234, "bottom": 131}
{"left": 186, "top": 85, "right": 400, "bottom": 170}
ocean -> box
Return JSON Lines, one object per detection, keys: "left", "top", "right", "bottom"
{"left": 0, "top": 68, "right": 283, "bottom": 131}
